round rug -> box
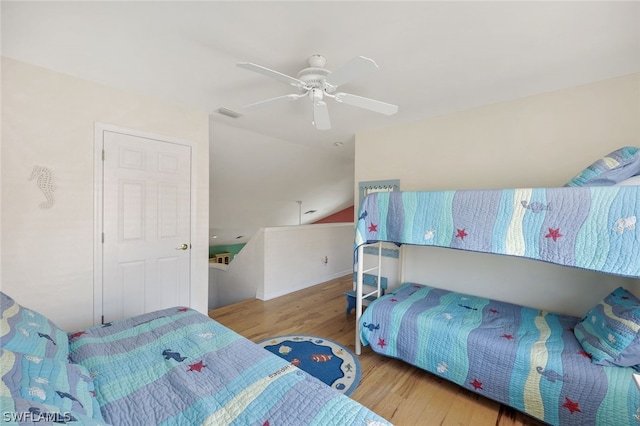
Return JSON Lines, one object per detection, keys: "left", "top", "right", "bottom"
{"left": 257, "top": 334, "right": 361, "bottom": 396}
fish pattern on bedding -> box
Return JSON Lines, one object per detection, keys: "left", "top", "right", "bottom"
{"left": 360, "top": 283, "right": 640, "bottom": 426}
{"left": 68, "top": 307, "right": 391, "bottom": 426}
{"left": 355, "top": 186, "right": 640, "bottom": 278}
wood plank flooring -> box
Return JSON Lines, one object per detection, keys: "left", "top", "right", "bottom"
{"left": 209, "top": 275, "right": 547, "bottom": 426}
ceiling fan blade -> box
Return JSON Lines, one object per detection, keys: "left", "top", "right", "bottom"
{"left": 237, "top": 62, "right": 307, "bottom": 88}
{"left": 241, "top": 93, "right": 304, "bottom": 110}
{"left": 313, "top": 100, "right": 331, "bottom": 130}
{"left": 333, "top": 92, "right": 398, "bottom": 115}
{"left": 324, "top": 56, "right": 378, "bottom": 88}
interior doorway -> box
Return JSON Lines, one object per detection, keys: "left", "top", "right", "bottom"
{"left": 94, "top": 124, "right": 193, "bottom": 324}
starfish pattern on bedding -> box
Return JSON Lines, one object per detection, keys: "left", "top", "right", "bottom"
{"left": 368, "top": 223, "right": 378, "bottom": 232}
{"left": 455, "top": 228, "right": 468, "bottom": 240}
{"left": 471, "top": 378, "right": 483, "bottom": 390}
{"left": 69, "top": 331, "right": 87, "bottom": 340}
{"left": 562, "top": 397, "right": 582, "bottom": 414}
{"left": 187, "top": 360, "right": 206, "bottom": 372}
{"left": 545, "top": 228, "right": 563, "bottom": 242}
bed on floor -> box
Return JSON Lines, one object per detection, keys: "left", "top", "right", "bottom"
{"left": 353, "top": 146, "right": 640, "bottom": 426}
{"left": 0, "top": 292, "right": 392, "bottom": 426}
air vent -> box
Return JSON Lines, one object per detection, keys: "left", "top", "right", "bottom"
{"left": 216, "top": 108, "right": 244, "bottom": 119}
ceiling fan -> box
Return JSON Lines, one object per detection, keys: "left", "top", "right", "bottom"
{"left": 237, "top": 54, "right": 399, "bottom": 130}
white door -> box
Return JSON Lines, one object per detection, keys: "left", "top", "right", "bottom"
{"left": 102, "top": 130, "right": 191, "bottom": 322}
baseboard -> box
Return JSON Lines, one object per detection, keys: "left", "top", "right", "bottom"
{"left": 258, "top": 269, "right": 352, "bottom": 301}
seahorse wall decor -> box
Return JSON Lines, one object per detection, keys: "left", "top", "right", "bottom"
{"left": 29, "top": 165, "right": 55, "bottom": 209}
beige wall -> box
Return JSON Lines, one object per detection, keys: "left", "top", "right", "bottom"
{"left": 1, "top": 58, "right": 210, "bottom": 330}
{"left": 261, "top": 223, "right": 354, "bottom": 300}
{"left": 357, "top": 73, "right": 639, "bottom": 190}
{"left": 355, "top": 73, "right": 640, "bottom": 316}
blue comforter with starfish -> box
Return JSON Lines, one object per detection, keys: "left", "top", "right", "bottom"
{"left": 354, "top": 147, "right": 640, "bottom": 278}
{"left": 69, "top": 307, "right": 391, "bottom": 426}
{"left": 360, "top": 283, "right": 640, "bottom": 426}
{"left": 355, "top": 184, "right": 640, "bottom": 278}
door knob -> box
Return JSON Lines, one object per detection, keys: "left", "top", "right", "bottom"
{"left": 176, "top": 243, "right": 189, "bottom": 250}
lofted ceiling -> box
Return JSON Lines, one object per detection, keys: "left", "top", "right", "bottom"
{"left": 3, "top": 1, "right": 639, "bottom": 245}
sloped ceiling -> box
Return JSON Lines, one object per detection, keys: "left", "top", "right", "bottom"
{"left": 3, "top": 1, "right": 639, "bottom": 245}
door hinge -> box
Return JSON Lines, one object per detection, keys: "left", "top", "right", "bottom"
{"left": 101, "top": 315, "right": 104, "bottom": 325}
{"left": 102, "top": 149, "right": 105, "bottom": 161}
{"left": 102, "top": 233, "right": 104, "bottom": 243}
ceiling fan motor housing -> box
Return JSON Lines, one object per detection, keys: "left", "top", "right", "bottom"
{"left": 296, "top": 67, "right": 332, "bottom": 92}
{"left": 296, "top": 55, "right": 336, "bottom": 93}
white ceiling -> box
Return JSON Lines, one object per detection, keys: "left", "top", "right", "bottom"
{"left": 3, "top": 1, "right": 639, "bottom": 245}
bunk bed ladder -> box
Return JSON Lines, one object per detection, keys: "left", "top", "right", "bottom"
{"left": 355, "top": 241, "right": 383, "bottom": 355}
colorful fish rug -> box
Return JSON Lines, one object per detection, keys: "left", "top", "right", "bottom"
{"left": 257, "top": 335, "right": 361, "bottom": 396}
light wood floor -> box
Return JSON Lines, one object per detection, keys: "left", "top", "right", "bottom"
{"left": 209, "top": 275, "right": 547, "bottom": 426}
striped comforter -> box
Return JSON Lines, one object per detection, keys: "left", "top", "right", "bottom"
{"left": 355, "top": 186, "right": 640, "bottom": 278}
{"left": 69, "top": 307, "right": 391, "bottom": 426}
{"left": 360, "top": 283, "right": 640, "bottom": 426}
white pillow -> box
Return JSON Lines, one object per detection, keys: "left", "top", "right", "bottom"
{"left": 615, "top": 175, "right": 640, "bottom": 186}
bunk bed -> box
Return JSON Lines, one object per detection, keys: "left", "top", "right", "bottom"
{"left": 353, "top": 147, "right": 640, "bottom": 426}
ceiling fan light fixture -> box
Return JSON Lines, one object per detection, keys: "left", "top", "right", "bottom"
{"left": 237, "top": 54, "right": 398, "bottom": 130}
